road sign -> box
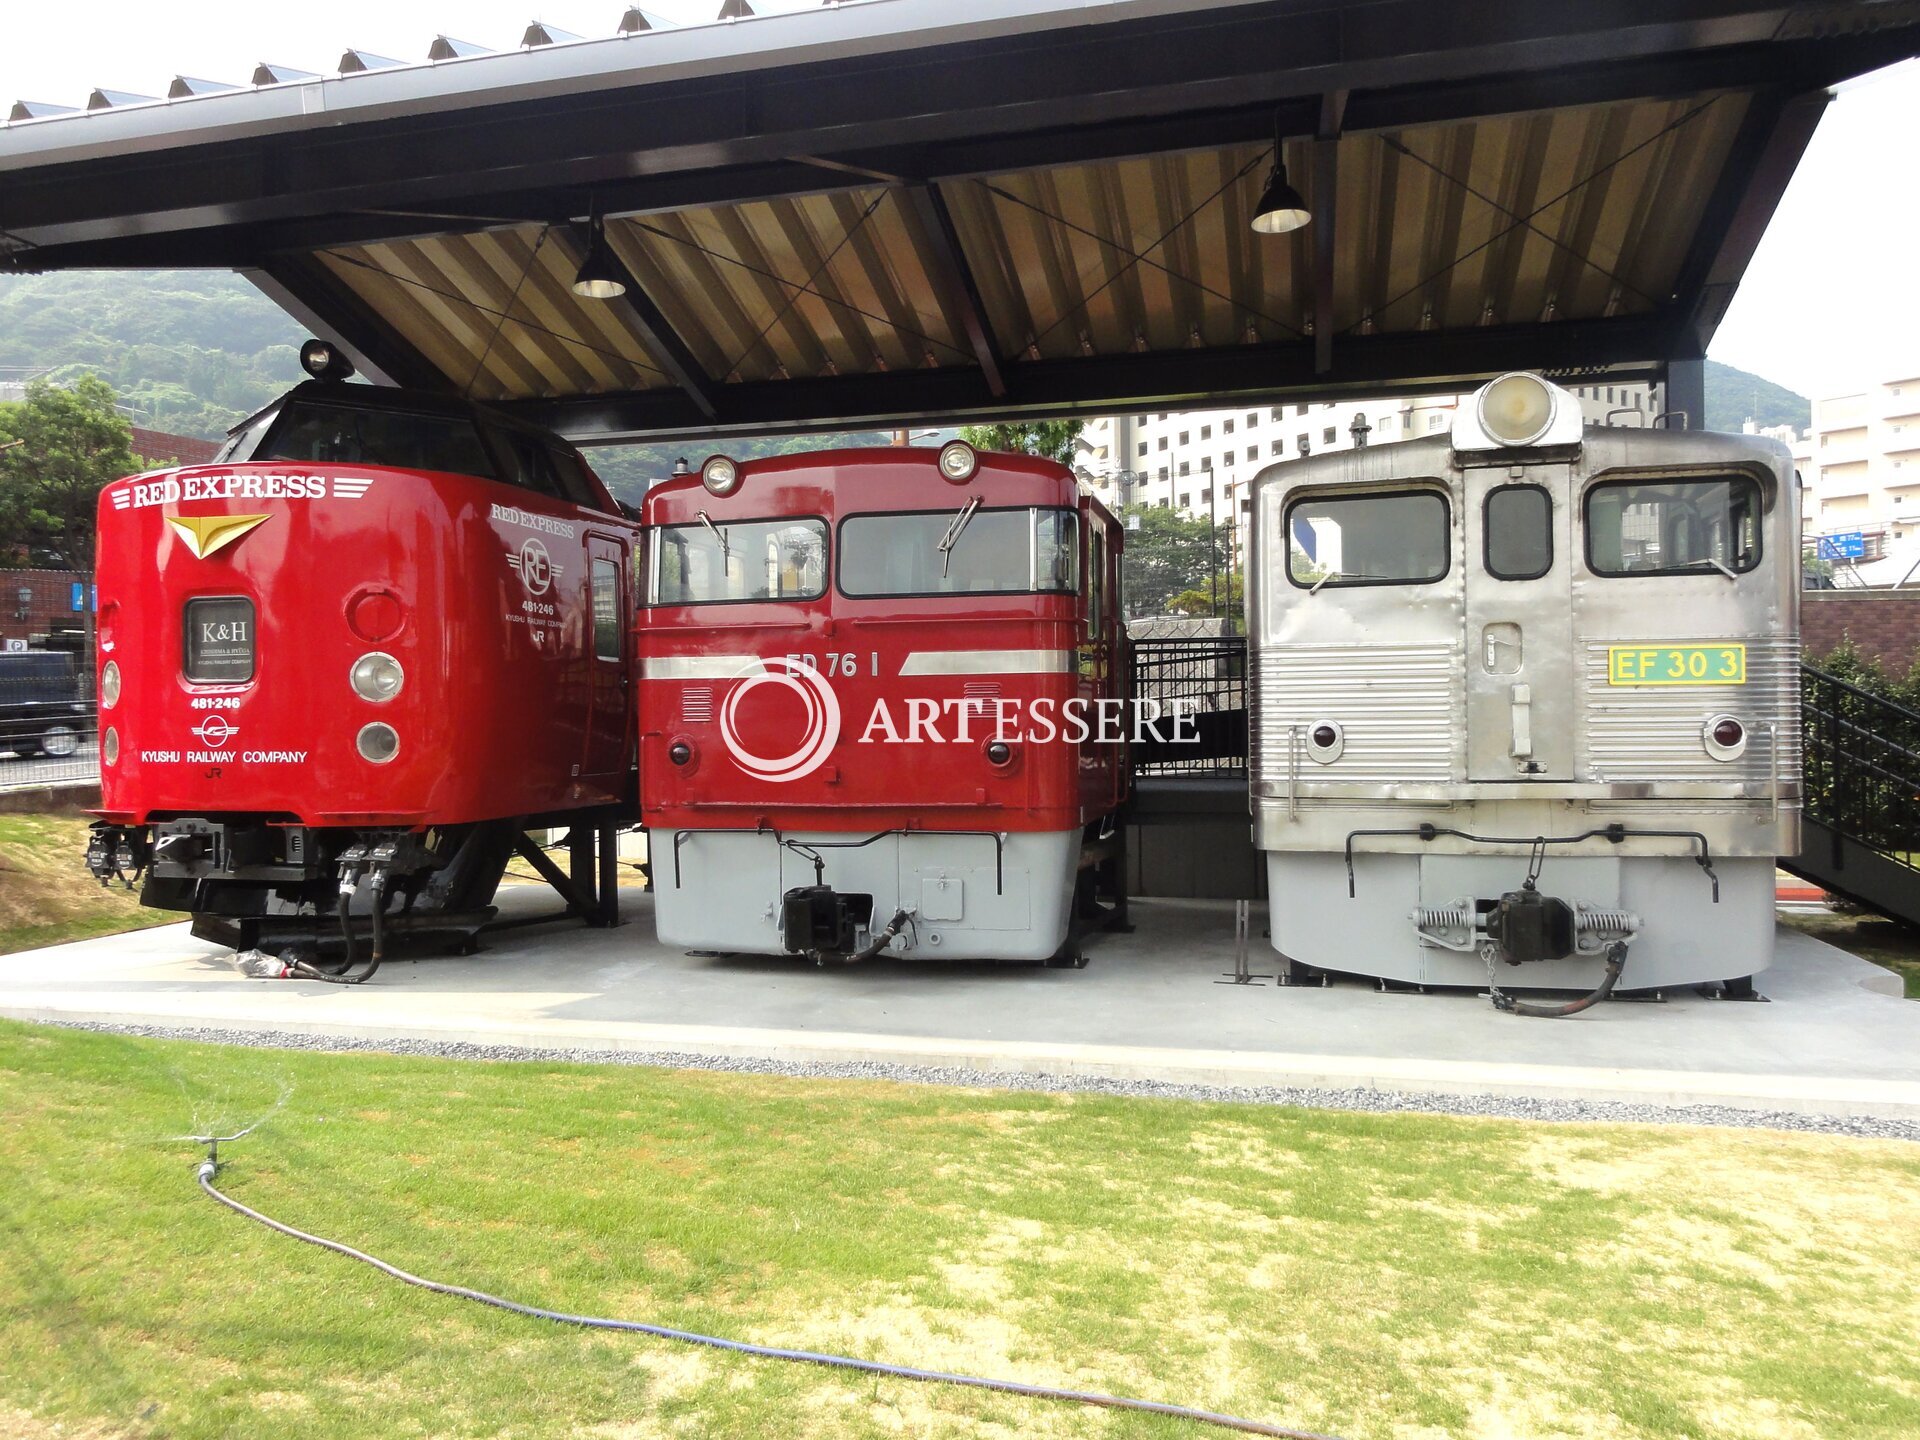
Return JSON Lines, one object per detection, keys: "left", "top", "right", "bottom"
{"left": 1816, "top": 531, "right": 1866, "bottom": 560}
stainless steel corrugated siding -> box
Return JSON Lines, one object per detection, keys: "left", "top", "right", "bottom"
{"left": 1581, "top": 637, "right": 1801, "bottom": 785}
{"left": 1250, "top": 642, "right": 1460, "bottom": 784}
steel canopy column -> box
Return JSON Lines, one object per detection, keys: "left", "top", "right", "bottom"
{"left": 1665, "top": 357, "right": 1706, "bottom": 433}
{"left": 1311, "top": 91, "right": 1348, "bottom": 376}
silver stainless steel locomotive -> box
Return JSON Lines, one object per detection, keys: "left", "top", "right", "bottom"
{"left": 1246, "top": 373, "right": 1799, "bottom": 1010}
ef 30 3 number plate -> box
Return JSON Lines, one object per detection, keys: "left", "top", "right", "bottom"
{"left": 1607, "top": 643, "right": 1745, "bottom": 685}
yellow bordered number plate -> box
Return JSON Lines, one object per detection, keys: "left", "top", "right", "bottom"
{"left": 1607, "top": 644, "right": 1746, "bottom": 686}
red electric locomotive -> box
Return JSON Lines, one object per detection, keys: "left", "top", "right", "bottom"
{"left": 86, "top": 343, "right": 640, "bottom": 964}
{"left": 640, "top": 442, "right": 1129, "bottom": 964}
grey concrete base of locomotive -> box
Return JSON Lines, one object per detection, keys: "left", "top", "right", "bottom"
{"left": 2, "top": 888, "right": 1914, "bottom": 1123}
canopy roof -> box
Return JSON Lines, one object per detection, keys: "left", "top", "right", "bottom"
{"left": 3, "top": 0, "right": 1915, "bottom": 441}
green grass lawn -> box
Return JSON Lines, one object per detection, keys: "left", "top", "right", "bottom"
{"left": 0, "top": 812, "right": 176, "bottom": 955}
{"left": 3, "top": 1022, "right": 1919, "bottom": 1439}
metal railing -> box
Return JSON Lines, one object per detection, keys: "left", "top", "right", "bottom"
{"left": 1130, "top": 635, "right": 1247, "bottom": 774}
{"left": 0, "top": 671, "right": 99, "bottom": 790}
{"left": 1801, "top": 664, "right": 1920, "bottom": 870}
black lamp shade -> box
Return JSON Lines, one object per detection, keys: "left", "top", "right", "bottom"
{"left": 572, "top": 228, "right": 628, "bottom": 299}
{"left": 1251, "top": 162, "right": 1311, "bottom": 235}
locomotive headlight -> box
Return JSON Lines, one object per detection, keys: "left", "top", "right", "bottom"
{"left": 103, "top": 727, "right": 119, "bottom": 765}
{"left": 937, "top": 440, "right": 978, "bottom": 484}
{"left": 298, "top": 337, "right": 356, "bottom": 382}
{"left": 1305, "top": 719, "right": 1344, "bottom": 763}
{"left": 356, "top": 722, "right": 400, "bottom": 764}
{"left": 350, "top": 651, "right": 405, "bottom": 702}
{"left": 100, "top": 660, "right": 121, "bottom": 709}
{"left": 700, "top": 455, "right": 741, "bottom": 496}
{"left": 1704, "top": 714, "right": 1747, "bottom": 761}
{"left": 1476, "top": 372, "right": 1558, "bottom": 447}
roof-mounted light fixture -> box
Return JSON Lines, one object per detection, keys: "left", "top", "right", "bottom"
{"left": 299, "top": 338, "right": 356, "bottom": 383}
{"left": 1453, "top": 372, "right": 1583, "bottom": 451}
{"left": 1250, "top": 114, "right": 1310, "bottom": 235}
{"left": 572, "top": 198, "right": 627, "bottom": 300}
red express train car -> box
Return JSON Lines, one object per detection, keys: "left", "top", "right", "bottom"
{"left": 86, "top": 352, "right": 640, "bottom": 956}
{"left": 640, "top": 442, "right": 1128, "bottom": 964}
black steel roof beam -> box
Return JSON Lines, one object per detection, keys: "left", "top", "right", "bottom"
{"left": 563, "top": 221, "right": 718, "bottom": 420}
{"left": 509, "top": 312, "right": 1676, "bottom": 443}
{"left": 242, "top": 258, "right": 452, "bottom": 393}
{"left": 900, "top": 183, "right": 1006, "bottom": 399}
{"left": 6, "top": 7, "right": 1914, "bottom": 252}
{"left": 1664, "top": 86, "right": 1829, "bottom": 359}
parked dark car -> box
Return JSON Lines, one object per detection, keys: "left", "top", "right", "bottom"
{"left": 0, "top": 651, "right": 92, "bottom": 760}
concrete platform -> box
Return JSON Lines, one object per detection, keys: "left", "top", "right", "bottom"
{"left": 2, "top": 888, "right": 1916, "bottom": 1122}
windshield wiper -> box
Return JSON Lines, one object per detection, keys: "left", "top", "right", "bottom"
{"left": 1309, "top": 569, "right": 1340, "bottom": 594}
{"left": 696, "top": 509, "right": 729, "bottom": 561}
{"left": 1672, "top": 556, "right": 1737, "bottom": 581}
{"left": 935, "top": 496, "right": 982, "bottom": 578}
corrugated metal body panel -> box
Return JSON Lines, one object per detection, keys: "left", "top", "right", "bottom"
{"left": 603, "top": 188, "right": 972, "bottom": 384}
{"left": 1582, "top": 636, "right": 1801, "bottom": 785}
{"left": 1251, "top": 642, "right": 1461, "bottom": 784}
{"left": 319, "top": 228, "right": 671, "bottom": 400}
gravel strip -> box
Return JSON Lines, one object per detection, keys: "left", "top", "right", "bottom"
{"left": 43, "top": 1018, "right": 1920, "bottom": 1142}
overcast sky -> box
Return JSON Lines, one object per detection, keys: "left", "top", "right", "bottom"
{"left": 1, "top": 3, "right": 1913, "bottom": 407}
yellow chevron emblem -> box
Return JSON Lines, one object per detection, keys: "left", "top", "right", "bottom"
{"left": 166, "top": 513, "right": 270, "bottom": 559}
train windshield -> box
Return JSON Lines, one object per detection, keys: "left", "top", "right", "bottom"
{"left": 246, "top": 401, "right": 498, "bottom": 481}
{"left": 838, "top": 507, "right": 1079, "bottom": 597}
{"left": 1286, "top": 490, "right": 1449, "bottom": 588}
{"left": 1585, "top": 475, "right": 1762, "bottom": 576}
{"left": 650, "top": 517, "right": 828, "bottom": 605}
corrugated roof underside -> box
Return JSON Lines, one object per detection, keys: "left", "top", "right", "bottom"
{"left": 311, "top": 91, "right": 1749, "bottom": 401}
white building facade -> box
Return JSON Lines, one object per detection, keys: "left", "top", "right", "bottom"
{"left": 1076, "top": 380, "right": 1661, "bottom": 567}
{"left": 1793, "top": 375, "right": 1920, "bottom": 557}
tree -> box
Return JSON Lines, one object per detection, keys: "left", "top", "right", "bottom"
{"left": 960, "top": 420, "right": 1080, "bottom": 464}
{"left": 0, "top": 375, "right": 140, "bottom": 576}
{"left": 1117, "top": 503, "right": 1230, "bottom": 618}
{"left": 1167, "top": 572, "right": 1245, "bottom": 630}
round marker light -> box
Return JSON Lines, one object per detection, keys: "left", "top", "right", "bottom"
{"left": 937, "top": 440, "right": 978, "bottom": 484}
{"left": 1477, "top": 372, "right": 1557, "bottom": 447}
{"left": 356, "top": 722, "right": 400, "bottom": 764}
{"left": 1306, "top": 719, "right": 1344, "bottom": 763}
{"left": 668, "top": 740, "right": 693, "bottom": 766}
{"left": 103, "top": 727, "right": 119, "bottom": 765}
{"left": 298, "top": 337, "right": 355, "bottom": 382}
{"left": 986, "top": 740, "right": 1013, "bottom": 766}
{"left": 1311, "top": 724, "right": 1337, "bottom": 749}
{"left": 1704, "top": 714, "right": 1747, "bottom": 761}
{"left": 349, "top": 651, "right": 404, "bottom": 702}
{"left": 100, "top": 660, "right": 120, "bottom": 709}
{"left": 1712, "top": 718, "right": 1745, "bottom": 748}
{"left": 700, "top": 455, "right": 740, "bottom": 496}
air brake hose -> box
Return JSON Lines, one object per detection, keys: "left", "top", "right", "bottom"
{"left": 191, "top": 1153, "right": 1343, "bottom": 1439}
{"left": 822, "top": 907, "right": 913, "bottom": 966}
{"left": 289, "top": 885, "right": 385, "bottom": 986}
{"left": 1492, "top": 942, "right": 1628, "bottom": 1018}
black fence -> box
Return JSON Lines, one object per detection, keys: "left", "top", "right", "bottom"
{"left": 1129, "top": 635, "right": 1248, "bottom": 774}
{"left": 1802, "top": 664, "right": 1920, "bottom": 867}
{"left": 0, "top": 664, "right": 98, "bottom": 789}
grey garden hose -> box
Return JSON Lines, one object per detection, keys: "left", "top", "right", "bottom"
{"left": 193, "top": 1150, "right": 1344, "bottom": 1439}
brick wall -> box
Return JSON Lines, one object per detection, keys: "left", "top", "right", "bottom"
{"left": 0, "top": 568, "right": 92, "bottom": 651}
{"left": 1803, "top": 590, "right": 1920, "bottom": 673}
{"left": 130, "top": 427, "right": 220, "bottom": 467}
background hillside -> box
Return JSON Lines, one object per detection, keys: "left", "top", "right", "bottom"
{"left": 1, "top": 269, "right": 1808, "bottom": 481}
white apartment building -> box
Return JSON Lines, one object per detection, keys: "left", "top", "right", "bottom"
{"left": 1076, "top": 380, "right": 1660, "bottom": 565}
{"left": 1792, "top": 375, "right": 1920, "bottom": 556}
